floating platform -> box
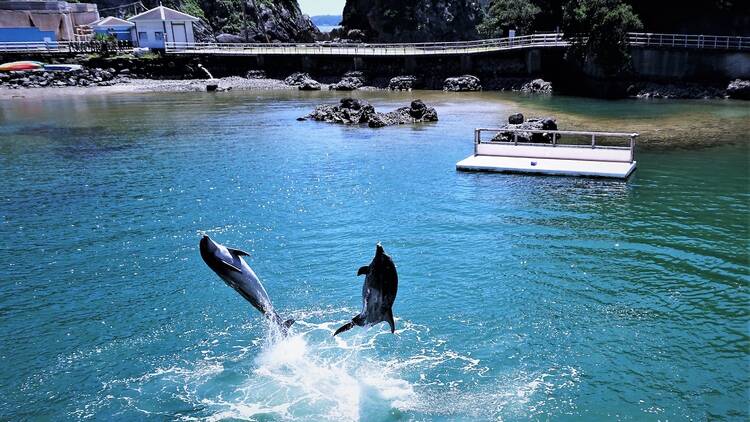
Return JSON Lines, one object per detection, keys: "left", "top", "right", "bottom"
{"left": 456, "top": 128, "right": 638, "bottom": 179}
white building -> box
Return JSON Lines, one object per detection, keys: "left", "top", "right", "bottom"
{"left": 127, "top": 5, "right": 198, "bottom": 49}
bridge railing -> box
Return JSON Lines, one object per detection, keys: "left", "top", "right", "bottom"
{"left": 164, "top": 33, "right": 567, "bottom": 55}
{"left": 627, "top": 33, "right": 749, "bottom": 50}
{"left": 0, "top": 40, "right": 133, "bottom": 53}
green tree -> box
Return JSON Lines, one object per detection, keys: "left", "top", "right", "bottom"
{"left": 477, "top": 0, "right": 542, "bottom": 38}
{"left": 561, "top": 0, "right": 643, "bottom": 76}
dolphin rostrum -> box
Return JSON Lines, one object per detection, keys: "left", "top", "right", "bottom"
{"left": 199, "top": 235, "right": 294, "bottom": 332}
{"left": 333, "top": 243, "right": 399, "bottom": 336}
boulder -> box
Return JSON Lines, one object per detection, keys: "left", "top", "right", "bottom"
{"left": 298, "top": 79, "right": 321, "bottom": 90}
{"left": 329, "top": 76, "right": 363, "bottom": 91}
{"left": 284, "top": 72, "right": 312, "bottom": 86}
{"left": 508, "top": 113, "right": 524, "bottom": 124}
{"left": 216, "top": 33, "right": 246, "bottom": 43}
{"left": 492, "top": 117, "right": 558, "bottom": 143}
{"left": 206, "top": 83, "right": 219, "bottom": 92}
{"left": 443, "top": 75, "right": 481, "bottom": 92}
{"left": 389, "top": 75, "right": 417, "bottom": 90}
{"left": 245, "top": 70, "right": 267, "bottom": 79}
{"left": 726, "top": 79, "right": 750, "bottom": 100}
{"left": 520, "top": 79, "right": 552, "bottom": 94}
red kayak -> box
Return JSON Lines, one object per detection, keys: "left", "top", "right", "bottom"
{"left": 0, "top": 61, "right": 44, "bottom": 72}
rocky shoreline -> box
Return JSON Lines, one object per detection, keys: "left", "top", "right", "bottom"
{"left": 1, "top": 65, "right": 747, "bottom": 101}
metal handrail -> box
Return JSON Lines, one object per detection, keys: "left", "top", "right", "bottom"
{"left": 474, "top": 128, "right": 639, "bottom": 162}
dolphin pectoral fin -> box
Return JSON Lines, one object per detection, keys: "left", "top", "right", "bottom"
{"left": 357, "top": 265, "right": 369, "bottom": 276}
{"left": 386, "top": 309, "right": 395, "bottom": 334}
{"left": 333, "top": 321, "right": 356, "bottom": 337}
{"left": 284, "top": 318, "right": 295, "bottom": 329}
{"left": 227, "top": 248, "right": 250, "bottom": 257}
{"left": 218, "top": 260, "right": 242, "bottom": 273}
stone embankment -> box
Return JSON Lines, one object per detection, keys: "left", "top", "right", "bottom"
{"left": 299, "top": 98, "right": 438, "bottom": 128}
{"left": 0, "top": 67, "right": 119, "bottom": 88}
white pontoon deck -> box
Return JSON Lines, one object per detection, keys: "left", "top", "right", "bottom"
{"left": 456, "top": 128, "right": 638, "bottom": 179}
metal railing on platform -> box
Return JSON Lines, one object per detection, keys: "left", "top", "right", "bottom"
{"left": 474, "top": 128, "right": 639, "bottom": 161}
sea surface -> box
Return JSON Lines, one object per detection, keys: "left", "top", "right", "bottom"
{"left": 1, "top": 90, "right": 748, "bottom": 421}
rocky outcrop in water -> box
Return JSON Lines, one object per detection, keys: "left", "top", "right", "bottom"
{"left": 444, "top": 75, "right": 482, "bottom": 92}
{"left": 520, "top": 79, "right": 553, "bottom": 94}
{"left": 0, "top": 68, "right": 118, "bottom": 89}
{"left": 492, "top": 115, "right": 558, "bottom": 143}
{"left": 368, "top": 99, "right": 439, "bottom": 127}
{"left": 389, "top": 76, "right": 418, "bottom": 91}
{"left": 340, "top": 0, "right": 484, "bottom": 42}
{"left": 300, "top": 98, "right": 438, "bottom": 128}
{"left": 329, "top": 72, "right": 365, "bottom": 91}
{"left": 726, "top": 79, "right": 750, "bottom": 100}
{"left": 284, "top": 72, "right": 321, "bottom": 90}
{"left": 626, "top": 82, "right": 727, "bottom": 99}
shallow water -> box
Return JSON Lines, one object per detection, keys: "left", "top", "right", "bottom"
{"left": 0, "top": 90, "right": 748, "bottom": 420}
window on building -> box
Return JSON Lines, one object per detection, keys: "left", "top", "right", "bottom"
{"left": 138, "top": 32, "right": 148, "bottom": 41}
{"left": 154, "top": 32, "right": 163, "bottom": 41}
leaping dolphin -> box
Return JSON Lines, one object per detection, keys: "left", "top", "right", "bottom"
{"left": 334, "top": 243, "right": 399, "bottom": 336}
{"left": 199, "top": 235, "right": 294, "bottom": 332}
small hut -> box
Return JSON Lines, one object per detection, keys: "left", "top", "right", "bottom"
{"left": 127, "top": 5, "right": 198, "bottom": 49}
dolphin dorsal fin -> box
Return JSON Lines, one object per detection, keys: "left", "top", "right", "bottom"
{"left": 227, "top": 248, "right": 249, "bottom": 257}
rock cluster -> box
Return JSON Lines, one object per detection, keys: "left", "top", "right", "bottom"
{"left": 0, "top": 67, "right": 118, "bottom": 89}
{"left": 726, "top": 79, "right": 750, "bottom": 100}
{"left": 284, "top": 72, "right": 321, "bottom": 90}
{"left": 492, "top": 114, "right": 559, "bottom": 143}
{"left": 520, "top": 79, "right": 552, "bottom": 94}
{"left": 300, "top": 98, "right": 438, "bottom": 128}
{"left": 389, "top": 75, "right": 417, "bottom": 90}
{"left": 329, "top": 71, "right": 365, "bottom": 91}
{"left": 368, "top": 99, "right": 439, "bottom": 128}
{"left": 627, "top": 82, "right": 726, "bottom": 99}
{"left": 443, "top": 75, "right": 481, "bottom": 92}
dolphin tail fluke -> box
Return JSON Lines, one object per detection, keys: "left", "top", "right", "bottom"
{"left": 333, "top": 321, "right": 356, "bottom": 337}
{"left": 386, "top": 309, "right": 395, "bottom": 334}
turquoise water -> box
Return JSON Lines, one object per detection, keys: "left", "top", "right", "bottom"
{"left": 1, "top": 91, "right": 748, "bottom": 420}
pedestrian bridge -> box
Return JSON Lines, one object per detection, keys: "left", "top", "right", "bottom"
{"left": 162, "top": 32, "right": 748, "bottom": 56}
{"left": 0, "top": 32, "right": 747, "bottom": 55}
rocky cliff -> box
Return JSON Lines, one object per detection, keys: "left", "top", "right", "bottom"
{"left": 96, "top": 0, "right": 317, "bottom": 42}
{"left": 340, "top": 0, "right": 487, "bottom": 42}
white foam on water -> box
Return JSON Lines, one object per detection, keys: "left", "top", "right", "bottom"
{"left": 200, "top": 319, "right": 416, "bottom": 421}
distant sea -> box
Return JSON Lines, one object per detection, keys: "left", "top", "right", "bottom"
{"left": 311, "top": 14, "right": 342, "bottom": 33}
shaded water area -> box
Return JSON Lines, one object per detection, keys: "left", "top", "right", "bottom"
{"left": 1, "top": 90, "right": 748, "bottom": 420}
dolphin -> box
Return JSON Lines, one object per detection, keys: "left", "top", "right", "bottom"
{"left": 333, "top": 243, "right": 399, "bottom": 336}
{"left": 199, "top": 235, "right": 294, "bottom": 332}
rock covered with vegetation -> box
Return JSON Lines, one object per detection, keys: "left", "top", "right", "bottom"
{"left": 0, "top": 68, "right": 118, "bottom": 89}
{"left": 444, "top": 75, "right": 482, "bottom": 91}
{"left": 300, "top": 98, "right": 438, "bottom": 127}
